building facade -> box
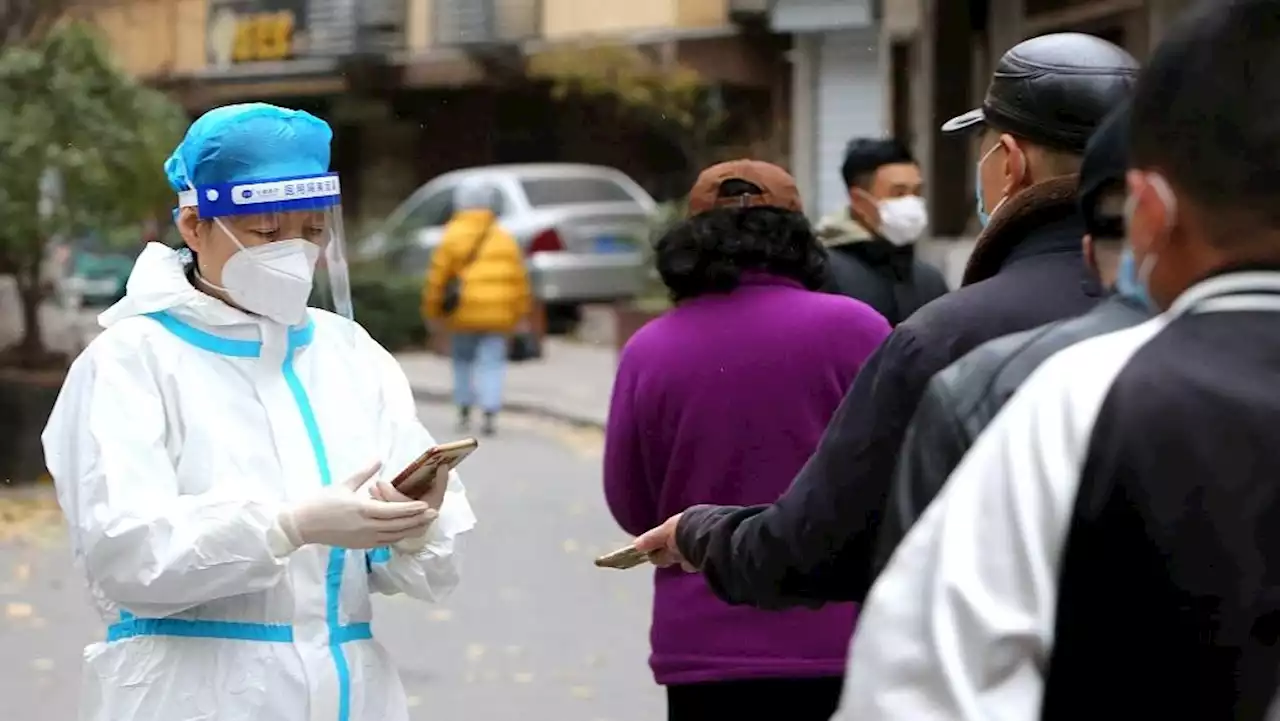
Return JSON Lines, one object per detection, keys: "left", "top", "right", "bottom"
{"left": 84, "top": 0, "right": 1200, "bottom": 262}
{"left": 86, "top": 0, "right": 790, "bottom": 222}
{"left": 763, "top": 0, "right": 884, "bottom": 219}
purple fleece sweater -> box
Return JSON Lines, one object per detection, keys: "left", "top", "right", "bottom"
{"left": 603, "top": 273, "right": 891, "bottom": 686}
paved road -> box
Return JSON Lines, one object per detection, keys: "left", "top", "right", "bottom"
{"left": 0, "top": 402, "right": 663, "bottom": 721}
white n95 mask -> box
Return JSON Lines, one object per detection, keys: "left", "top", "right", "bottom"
{"left": 877, "top": 196, "right": 929, "bottom": 246}
{"left": 205, "top": 230, "right": 320, "bottom": 326}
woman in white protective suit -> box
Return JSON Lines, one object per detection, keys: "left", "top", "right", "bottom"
{"left": 41, "top": 103, "right": 476, "bottom": 721}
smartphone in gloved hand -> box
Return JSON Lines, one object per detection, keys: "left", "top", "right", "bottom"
{"left": 391, "top": 438, "right": 478, "bottom": 500}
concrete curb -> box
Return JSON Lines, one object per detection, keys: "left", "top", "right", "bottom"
{"left": 410, "top": 385, "right": 606, "bottom": 430}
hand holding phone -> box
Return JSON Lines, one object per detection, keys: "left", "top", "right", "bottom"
{"left": 593, "top": 545, "right": 650, "bottom": 570}
{"left": 390, "top": 438, "right": 478, "bottom": 501}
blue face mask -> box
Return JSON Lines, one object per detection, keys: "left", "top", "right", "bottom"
{"left": 974, "top": 144, "right": 1001, "bottom": 229}
{"left": 975, "top": 162, "right": 991, "bottom": 228}
{"left": 1115, "top": 247, "right": 1155, "bottom": 310}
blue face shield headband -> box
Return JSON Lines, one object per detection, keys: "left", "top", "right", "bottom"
{"left": 178, "top": 173, "right": 342, "bottom": 218}
{"left": 176, "top": 171, "right": 354, "bottom": 328}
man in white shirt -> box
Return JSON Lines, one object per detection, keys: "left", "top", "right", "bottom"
{"left": 839, "top": 2, "right": 1280, "bottom": 719}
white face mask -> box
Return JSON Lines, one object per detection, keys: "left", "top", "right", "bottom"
{"left": 201, "top": 231, "right": 320, "bottom": 326}
{"left": 877, "top": 195, "right": 929, "bottom": 246}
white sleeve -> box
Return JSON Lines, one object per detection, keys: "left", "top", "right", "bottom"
{"left": 363, "top": 333, "right": 476, "bottom": 602}
{"left": 42, "top": 345, "right": 288, "bottom": 618}
{"left": 836, "top": 354, "right": 1097, "bottom": 721}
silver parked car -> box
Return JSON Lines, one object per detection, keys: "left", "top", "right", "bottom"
{"left": 360, "top": 163, "right": 658, "bottom": 316}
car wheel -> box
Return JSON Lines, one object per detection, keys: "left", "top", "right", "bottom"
{"left": 544, "top": 303, "right": 581, "bottom": 336}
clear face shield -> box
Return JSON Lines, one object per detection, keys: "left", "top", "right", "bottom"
{"left": 177, "top": 173, "right": 353, "bottom": 333}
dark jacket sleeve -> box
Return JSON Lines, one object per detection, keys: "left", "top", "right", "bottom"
{"left": 675, "top": 325, "right": 944, "bottom": 608}
{"left": 822, "top": 248, "right": 869, "bottom": 301}
{"left": 919, "top": 263, "right": 951, "bottom": 303}
{"left": 871, "top": 373, "right": 974, "bottom": 577}
{"left": 869, "top": 300, "right": 1153, "bottom": 578}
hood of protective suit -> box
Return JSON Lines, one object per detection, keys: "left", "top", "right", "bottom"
{"left": 98, "top": 242, "right": 266, "bottom": 331}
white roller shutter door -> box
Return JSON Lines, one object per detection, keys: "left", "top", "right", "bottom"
{"left": 813, "top": 29, "right": 884, "bottom": 219}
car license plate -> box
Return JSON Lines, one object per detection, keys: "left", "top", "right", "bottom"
{"left": 594, "top": 236, "right": 632, "bottom": 253}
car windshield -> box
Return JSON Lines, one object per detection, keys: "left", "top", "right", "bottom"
{"left": 520, "top": 177, "right": 636, "bottom": 207}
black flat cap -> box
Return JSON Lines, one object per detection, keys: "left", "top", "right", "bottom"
{"left": 943, "top": 32, "right": 1138, "bottom": 153}
{"left": 1078, "top": 98, "right": 1131, "bottom": 239}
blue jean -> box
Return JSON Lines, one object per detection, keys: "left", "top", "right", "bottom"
{"left": 450, "top": 332, "right": 507, "bottom": 413}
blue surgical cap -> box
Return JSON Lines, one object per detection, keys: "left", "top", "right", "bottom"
{"left": 165, "top": 103, "right": 333, "bottom": 194}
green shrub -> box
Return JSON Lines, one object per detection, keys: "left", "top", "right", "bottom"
{"left": 348, "top": 266, "right": 427, "bottom": 352}
{"left": 652, "top": 198, "right": 689, "bottom": 233}
{"left": 633, "top": 200, "right": 688, "bottom": 310}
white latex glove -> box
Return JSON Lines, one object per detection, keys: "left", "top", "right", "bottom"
{"left": 369, "top": 466, "right": 451, "bottom": 555}
{"left": 271, "top": 462, "right": 433, "bottom": 554}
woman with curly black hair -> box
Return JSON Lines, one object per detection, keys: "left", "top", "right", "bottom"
{"left": 654, "top": 179, "right": 828, "bottom": 303}
{"left": 602, "top": 161, "right": 892, "bottom": 721}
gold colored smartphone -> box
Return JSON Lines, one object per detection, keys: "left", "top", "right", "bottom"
{"left": 594, "top": 545, "right": 649, "bottom": 570}
{"left": 390, "top": 438, "right": 479, "bottom": 500}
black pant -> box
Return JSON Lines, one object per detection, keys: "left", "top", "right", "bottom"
{"left": 666, "top": 676, "right": 844, "bottom": 721}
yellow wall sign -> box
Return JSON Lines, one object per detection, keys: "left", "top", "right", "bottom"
{"left": 230, "top": 11, "right": 296, "bottom": 63}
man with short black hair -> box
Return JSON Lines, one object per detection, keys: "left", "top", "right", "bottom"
{"left": 841, "top": 2, "right": 1280, "bottom": 717}
{"left": 818, "top": 138, "right": 948, "bottom": 325}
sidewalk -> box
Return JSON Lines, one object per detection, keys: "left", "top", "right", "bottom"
{"left": 396, "top": 337, "right": 615, "bottom": 428}
{"left": 48, "top": 285, "right": 619, "bottom": 428}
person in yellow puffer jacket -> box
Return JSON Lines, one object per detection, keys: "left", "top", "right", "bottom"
{"left": 422, "top": 178, "right": 532, "bottom": 436}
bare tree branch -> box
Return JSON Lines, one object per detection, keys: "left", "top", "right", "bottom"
{"left": 0, "top": 0, "right": 87, "bottom": 48}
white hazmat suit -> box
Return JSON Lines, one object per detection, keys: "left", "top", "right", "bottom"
{"left": 43, "top": 243, "right": 476, "bottom": 721}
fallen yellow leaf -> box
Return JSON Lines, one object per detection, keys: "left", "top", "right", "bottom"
{"left": 0, "top": 492, "right": 64, "bottom": 544}
{"left": 6, "top": 602, "right": 33, "bottom": 619}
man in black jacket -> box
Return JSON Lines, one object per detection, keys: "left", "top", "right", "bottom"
{"left": 842, "top": 4, "right": 1280, "bottom": 714}
{"left": 872, "top": 99, "right": 1152, "bottom": 576}
{"left": 633, "top": 33, "right": 1138, "bottom": 609}
{"left": 819, "top": 139, "right": 949, "bottom": 325}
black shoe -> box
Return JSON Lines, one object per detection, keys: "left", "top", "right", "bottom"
{"left": 481, "top": 412, "right": 496, "bottom": 437}
{"left": 457, "top": 406, "right": 471, "bottom": 431}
